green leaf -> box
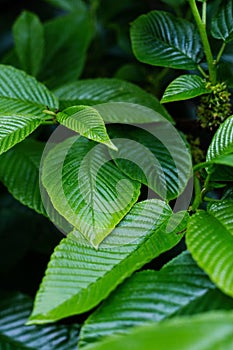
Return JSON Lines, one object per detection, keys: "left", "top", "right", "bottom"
{"left": 161, "top": 75, "right": 210, "bottom": 103}
{"left": 79, "top": 251, "right": 233, "bottom": 348}
{"left": 206, "top": 116, "right": 233, "bottom": 178}
{"left": 130, "top": 11, "right": 203, "bottom": 69}
{"left": 82, "top": 311, "right": 233, "bottom": 350}
{"left": 0, "top": 65, "right": 58, "bottom": 116}
{"left": 13, "top": 11, "right": 44, "bottom": 76}
{"left": 186, "top": 200, "right": 233, "bottom": 298}
{"left": 0, "top": 292, "right": 79, "bottom": 349}
{"left": 38, "top": 12, "right": 92, "bottom": 89}
{"left": 160, "top": 0, "right": 185, "bottom": 6}
{"left": 41, "top": 136, "right": 141, "bottom": 247}
{"left": 56, "top": 106, "right": 117, "bottom": 150}
{"left": 211, "top": 0, "right": 233, "bottom": 42}
{"left": 45, "top": 0, "right": 87, "bottom": 12}
{"left": 53, "top": 78, "right": 173, "bottom": 122}
{"left": 108, "top": 124, "right": 192, "bottom": 200}
{"left": 28, "top": 200, "right": 187, "bottom": 324}
{"left": 0, "top": 139, "right": 46, "bottom": 216}
{"left": 0, "top": 115, "right": 41, "bottom": 155}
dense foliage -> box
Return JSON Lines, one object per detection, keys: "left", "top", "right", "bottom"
{"left": 0, "top": 0, "right": 233, "bottom": 348}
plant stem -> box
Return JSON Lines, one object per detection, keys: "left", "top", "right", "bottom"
{"left": 215, "top": 42, "right": 226, "bottom": 64}
{"left": 197, "top": 65, "right": 208, "bottom": 79}
{"left": 202, "top": 1, "right": 207, "bottom": 25}
{"left": 188, "top": 0, "right": 216, "bottom": 84}
{"left": 192, "top": 175, "right": 202, "bottom": 211}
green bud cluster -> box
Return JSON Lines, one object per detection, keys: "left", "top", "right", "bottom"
{"left": 197, "top": 82, "right": 231, "bottom": 129}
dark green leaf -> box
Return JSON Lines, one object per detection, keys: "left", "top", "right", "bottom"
{"left": 130, "top": 11, "right": 203, "bottom": 69}
{"left": 45, "top": 0, "right": 87, "bottom": 12}
{"left": 13, "top": 11, "right": 44, "bottom": 76}
{"left": 211, "top": 0, "right": 233, "bottom": 42}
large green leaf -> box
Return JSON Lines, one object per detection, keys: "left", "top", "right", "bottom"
{"left": 161, "top": 75, "right": 210, "bottom": 103}
{"left": 56, "top": 106, "right": 117, "bottom": 150}
{"left": 53, "top": 78, "right": 173, "bottom": 122}
{"left": 0, "top": 139, "right": 46, "bottom": 216}
{"left": 0, "top": 65, "right": 58, "bottom": 116}
{"left": 108, "top": 124, "right": 192, "bottom": 200}
{"left": 13, "top": 11, "right": 44, "bottom": 76}
{"left": 38, "top": 12, "right": 92, "bottom": 89}
{"left": 130, "top": 11, "right": 203, "bottom": 69}
{"left": 79, "top": 250, "right": 233, "bottom": 348}
{"left": 83, "top": 311, "right": 233, "bottom": 350}
{"left": 211, "top": 0, "right": 233, "bottom": 42}
{"left": 0, "top": 115, "right": 41, "bottom": 155}
{"left": 28, "top": 200, "right": 187, "bottom": 324}
{"left": 41, "top": 136, "right": 141, "bottom": 247}
{"left": 186, "top": 200, "right": 233, "bottom": 297}
{"left": 0, "top": 292, "right": 79, "bottom": 349}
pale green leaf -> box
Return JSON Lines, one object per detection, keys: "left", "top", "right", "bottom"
{"left": 83, "top": 311, "right": 233, "bottom": 350}
{"left": 0, "top": 65, "right": 58, "bottom": 116}
{"left": 130, "top": 11, "right": 203, "bottom": 69}
{"left": 53, "top": 78, "right": 173, "bottom": 122}
{"left": 108, "top": 124, "right": 192, "bottom": 200}
{"left": 0, "top": 139, "right": 46, "bottom": 216}
{"left": 161, "top": 75, "right": 210, "bottom": 103}
{"left": 0, "top": 292, "right": 79, "bottom": 349}
{"left": 38, "top": 13, "right": 92, "bottom": 89}
{"left": 211, "top": 0, "right": 233, "bottom": 42}
{"left": 79, "top": 250, "right": 233, "bottom": 348}
{"left": 13, "top": 11, "right": 44, "bottom": 76}
{"left": 0, "top": 115, "right": 41, "bottom": 155}
{"left": 28, "top": 200, "right": 187, "bottom": 324}
{"left": 56, "top": 106, "right": 117, "bottom": 150}
{"left": 186, "top": 200, "right": 233, "bottom": 297}
{"left": 41, "top": 136, "right": 141, "bottom": 247}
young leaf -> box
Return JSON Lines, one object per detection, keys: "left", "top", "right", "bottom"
{"left": 83, "top": 311, "right": 233, "bottom": 350}
{"left": 56, "top": 106, "right": 117, "bottom": 150}
{"left": 53, "top": 78, "right": 173, "bottom": 122}
{"left": 13, "top": 11, "right": 44, "bottom": 76}
{"left": 186, "top": 200, "right": 233, "bottom": 298}
{"left": 28, "top": 199, "right": 187, "bottom": 324}
{"left": 79, "top": 251, "right": 233, "bottom": 348}
{"left": 161, "top": 75, "right": 210, "bottom": 103}
{"left": 211, "top": 0, "right": 233, "bottom": 42}
{"left": 0, "top": 115, "right": 41, "bottom": 155}
{"left": 38, "top": 12, "right": 92, "bottom": 89}
{"left": 0, "top": 292, "right": 79, "bottom": 350}
{"left": 41, "top": 136, "right": 141, "bottom": 247}
{"left": 130, "top": 11, "right": 203, "bottom": 69}
{"left": 0, "top": 65, "right": 58, "bottom": 116}
{"left": 108, "top": 124, "right": 192, "bottom": 200}
{"left": 0, "top": 139, "right": 46, "bottom": 216}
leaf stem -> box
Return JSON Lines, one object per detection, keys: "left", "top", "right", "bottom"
{"left": 192, "top": 175, "right": 202, "bottom": 211}
{"left": 215, "top": 42, "right": 226, "bottom": 64}
{"left": 188, "top": 0, "right": 216, "bottom": 84}
{"left": 202, "top": 1, "right": 207, "bottom": 25}
{"left": 197, "top": 65, "right": 208, "bottom": 79}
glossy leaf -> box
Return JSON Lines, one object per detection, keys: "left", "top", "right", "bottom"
{"left": 0, "top": 65, "right": 58, "bottom": 116}
{"left": 108, "top": 124, "right": 192, "bottom": 200}
{"left": 56, "top": 106, "right": 117, "bottom": 150}
{"left": 13, "top": 11, "right": 44, "bottom": 76}
{"left": 39, "top": 13, "right": 92, "bottom": 89}
{"left": 186, "top": 200, "right": 233, "bottom": 297}
{"left": 0, "top": 115, "right": 41, "bottom": 155}
{"left": 28, "top": 200, "right": 187, "bottom": 324}
{"left": 53, "top": 78, "right": 173, "bottom": 122}
{"left": 79, "top": 251, "right": 233, "bottom": 348}
{"left": 0, "top": 140, "right": 46, "bottom": 216}
{"left": 161, "top": 75, "right": 210, "bottom": 103}
{"left": 0, "top": 292, "right": 79, "bottom": 350}
{"left": 41, "top": 136, "right": 141, "bottom": 247}
{"left": 130, "top": 11, "right": 203, "bottom": 69}
{"left": 83, "top": 311, "right": 233, "bottom": 350}
{"left": 211, "top": 0, "right": 233, "bottom": 42}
